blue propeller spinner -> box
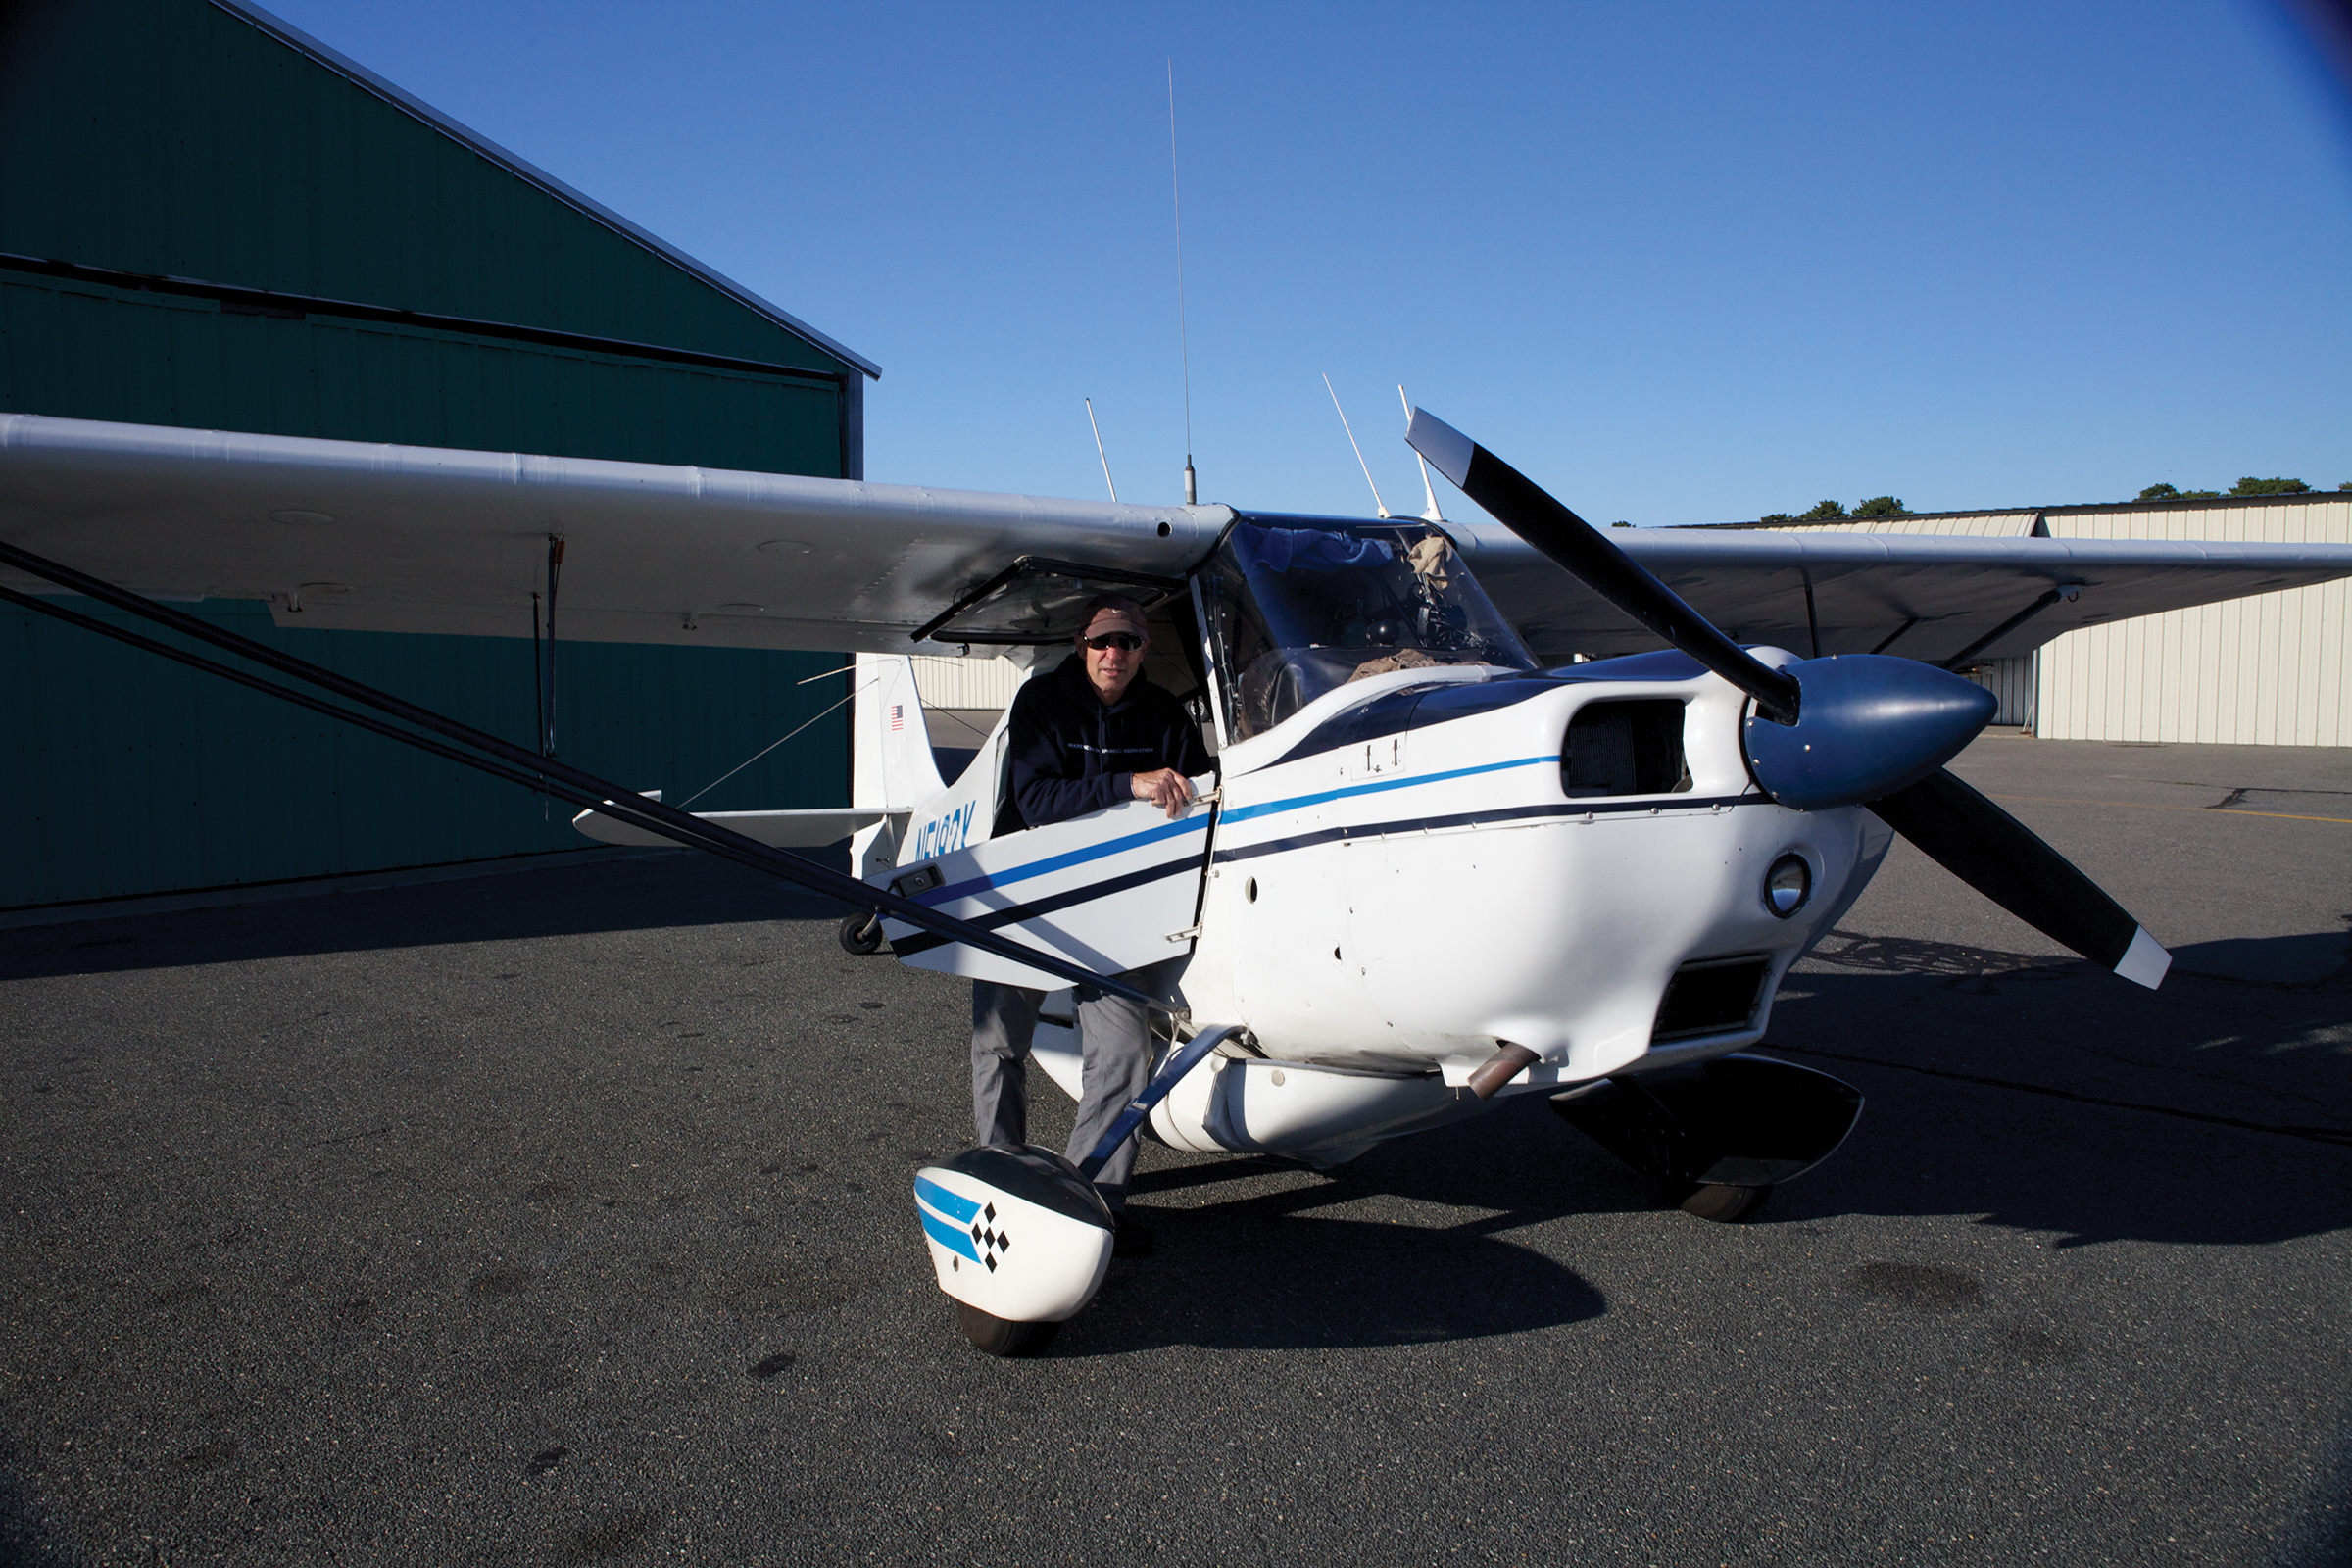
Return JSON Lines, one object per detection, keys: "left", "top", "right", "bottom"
{"left": 1740, "top": 655, "right": 1995, "bottom": 810}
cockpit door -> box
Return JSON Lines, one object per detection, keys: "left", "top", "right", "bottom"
{"left": 877, "top": 776, "right": 1218, "bottom": 990}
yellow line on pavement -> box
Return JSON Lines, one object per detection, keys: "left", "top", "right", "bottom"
{"left": 1987, "top": 794, "right": 2352, "bottom": 825}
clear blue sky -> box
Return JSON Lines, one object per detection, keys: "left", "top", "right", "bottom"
{"left": 267, "top": 0, "right": 2352, "bottom": 525}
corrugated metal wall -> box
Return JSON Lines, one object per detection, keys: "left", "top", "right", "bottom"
{"left": 907, "top": 655, "right": 1025, "bottom": 710}
{"left": 3, "top": 600, "right": 848, "bottom": 906}
{"left": 1959, "top": 656, "right": 2037, "bottom": 727}
{"left": 2036, "top": 498, "right": 2350, "bottom": 746}
{"left": 1766, "top": 511, "right": 2046, "bottom": 538}
{"left": 0, "top": 0, "right": 863, "bottom": 906}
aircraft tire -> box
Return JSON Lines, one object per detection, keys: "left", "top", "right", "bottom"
{"left": 1675, "top": 1182, "right": 1771, "bottom": 1223}
{"left": 837, "top": 913, "right": 884, "bottom": 956}
{"left": 955, "top": 1301, "right": 1060, "bottom": 1357}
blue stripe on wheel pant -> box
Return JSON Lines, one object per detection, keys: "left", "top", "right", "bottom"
{"left": 915, "top": 1175, "right": 981, "bottom": 1222}
{"left": 919, "top": 1207, "right": 983, "bottom": 1262}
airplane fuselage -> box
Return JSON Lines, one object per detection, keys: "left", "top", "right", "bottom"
{"left": 877, "top": 647, "right": 1892, "bottom": 1165}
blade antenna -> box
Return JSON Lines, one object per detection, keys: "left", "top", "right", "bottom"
{"left": 1169, "top": 59, "right": 1196, "bottom": 504}
{"left": 1400, "top": 384, "right": 1445, "bottom": 522}
{"left": 1085, "top": 398, "right": 1119, "bottom": 502}
{"left": 1324, "top": 374, "right": 1389, "bottom": 517}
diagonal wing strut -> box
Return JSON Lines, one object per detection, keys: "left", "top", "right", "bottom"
{"left": 0, "top": 538, "right": 1152, "bottom": 1006}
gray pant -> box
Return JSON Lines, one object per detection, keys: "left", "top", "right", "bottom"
{"left": 969, "top": 959, "right": 1181, "bottom": 1212}
{"left": 970, "top": 980, "right": 1043, "bottom": 1150}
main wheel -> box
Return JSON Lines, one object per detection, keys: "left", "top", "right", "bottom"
{"left": 837, "top": 912, "right": 884, "bottom": 956}
{"left": 956, "top": 1301, "right": 1060, "bottom": 1357}
{"left": 1676, "top": 1182, "right": 1771, "bottom": 1223}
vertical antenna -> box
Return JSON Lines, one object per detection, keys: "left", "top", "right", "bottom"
{"left": 1086, "top": 398, "right": 1119, "bottom": 502}
{"left": 1399, "top": 384, "right": 1446, "bottom": 522}
{"left": 1169, "top": 60, "right": 1196, "bottom": 505}
{"left": 1324, "top": 373, "right": 1390, "bottom": 517}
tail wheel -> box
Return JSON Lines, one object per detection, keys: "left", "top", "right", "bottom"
{"left": 837, "top": 912, "right": 884, "bottom": 956}
{"left": 1675, "top": 1182, "right": 1771, "bottom": 1223}
{"left": 956, "top": 1301, "right": 1060, "bottom": 1357}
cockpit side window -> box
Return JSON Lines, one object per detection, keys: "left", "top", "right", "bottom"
{"left": 1200, "top": 521, "right": 1535, "bottom": 741}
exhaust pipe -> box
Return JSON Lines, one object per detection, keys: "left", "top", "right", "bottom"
{"left": 1466, "top": 1042, "right": 1541, "bottom": 1100}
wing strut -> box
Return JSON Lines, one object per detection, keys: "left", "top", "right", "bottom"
{"left": 0, "top": 540, "right": 1152, "bottom": 1007}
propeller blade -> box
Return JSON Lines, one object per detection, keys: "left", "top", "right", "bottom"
{"left": 1404, "top": 407, "right": 1800, "bottom": 723}
{"left": 1406, "top": 407, "right": 1997, "bottom": 808}
{"left": 1868, "top": 769, "right": 2171, "bottom": 989}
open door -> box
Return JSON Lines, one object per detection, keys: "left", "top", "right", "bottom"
{"left": 877, "top": 777, "right": 1217, "bottom": 990}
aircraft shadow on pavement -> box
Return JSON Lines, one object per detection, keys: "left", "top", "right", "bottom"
{"left": 0, "top": 853, "right": 848, "bottom": 981}
{"left": 1062, "top": 1113, "right": 1614, "bottom": 1355}
{"left": 0, "top": 1428, "right": 74, "bottom": 1568}
{"left": 2169, "top": 929, "right": 2352, "bottom": 987}
{"left": 1075, "top": 923, "right": 2352, "bottom": 1354}
{"left": 1727, "top": 931, "right": 2352, "bottom": 1250}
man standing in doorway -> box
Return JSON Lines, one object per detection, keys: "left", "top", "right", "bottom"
{"left": 969, "top": 594, "right": 1211, "bottom": 1247}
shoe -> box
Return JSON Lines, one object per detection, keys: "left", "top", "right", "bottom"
{"left": 1111, "top": 1214, "right": 1156, "bottom": 1258}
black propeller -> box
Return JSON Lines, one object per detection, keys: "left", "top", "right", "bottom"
{"left": 1868, "top": 770, "right": 2170, "bottom": 987}
{"left": 1403, "top": 409, "right": 2170, "bottom": 990}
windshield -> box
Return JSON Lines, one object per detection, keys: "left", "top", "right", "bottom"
{"left": 1200, "top": 521, "right": 1536, "bottom": 742}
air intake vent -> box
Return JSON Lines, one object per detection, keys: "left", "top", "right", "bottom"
{"left": 1653, "top": 954, "right": 1772, "bottom": 1042}
{"left": 1563, "top": 700, "right": 1690, "bottom": 798}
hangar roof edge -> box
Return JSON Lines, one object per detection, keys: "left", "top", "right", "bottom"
{"left": 1682, "top": 490, "right": 2349, "bottom": 529}
{"left": 212, "top": 0, "right": 883, "bottom": 382}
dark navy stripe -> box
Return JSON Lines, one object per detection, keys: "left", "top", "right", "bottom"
{"left": 1213, "top": 794, "right": 1766, "bottom": 862}
{"left": 1267, "top": 673, "right": 1563, "bottom": 768}
{"left": 890, "top": 855, "right": 1204, "bottom": 958}
{"left": 1262, "top": 652, "right": 1715, "bottom": 770}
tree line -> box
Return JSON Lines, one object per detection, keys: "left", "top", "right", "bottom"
{"left": 1757, "top": 476, "right": 2349, "bottom": 523}
{"left": 2135, "top": 478, "right": 2348, "bottom": 501}
{"left": 1758, "top": 497, "right": 1910, "bottom": 523}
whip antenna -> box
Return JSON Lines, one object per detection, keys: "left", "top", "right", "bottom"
{"left": 1169, "top": 60, "right": 1196, "bottom": 504}
{"left": 1325, "top": 374, "right": 1390, "bottom": 517}
{"left": 1085, "top": 398, "right": 1118, "bottom": 502}
{"left": 1400, "top": 384, "right": 1446, "bottom": 522}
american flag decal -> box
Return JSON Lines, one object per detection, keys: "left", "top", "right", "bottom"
{"left": 890, "top": 704, "right": 905, "bottom": 731}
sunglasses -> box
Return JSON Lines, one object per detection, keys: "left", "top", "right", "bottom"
{"left": 1083, "top": 632, "right": 1145, "bottom": 652}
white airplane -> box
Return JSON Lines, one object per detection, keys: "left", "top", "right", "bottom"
{"left": 5, "top": 408, "right": 2348, "bottom": 1356}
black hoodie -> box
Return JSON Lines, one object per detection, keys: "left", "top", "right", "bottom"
{"left": 999, "top": 653, "right": 1212, "bottom": 835}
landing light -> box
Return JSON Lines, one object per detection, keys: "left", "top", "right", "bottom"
{"left": 1764, "top": 855, "right": 1811, "bottom": 919}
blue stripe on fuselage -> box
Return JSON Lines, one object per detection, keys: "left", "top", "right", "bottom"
{"left": 915, "top": 812, "right": 1211, "bottom": 907}
{"left": 919, "top": 1208, "right": 983, "bottom": 1261}
{"left": 1213, "top": 793, "right": 1767, "bottom": 862}
{"left": 1219, "top": 755, "right": 1557, "bottom": 826}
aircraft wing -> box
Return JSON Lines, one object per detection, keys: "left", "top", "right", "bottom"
{"left": 1456, "top": 522, "right": 2352, "bottom": 667}
{"left": 0, "top": 414, "right": 1224, "bottom": 653}
{"left": 4, "top": 414, "right": 2346, "bottom": 667}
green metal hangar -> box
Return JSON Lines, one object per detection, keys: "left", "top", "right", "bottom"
{"left": 0, "top": 0, "right": 877, "bottom": 910}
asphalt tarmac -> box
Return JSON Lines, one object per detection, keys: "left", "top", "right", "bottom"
{"left": 0, "top": 733, "right": 2346, "bottom": 1567}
